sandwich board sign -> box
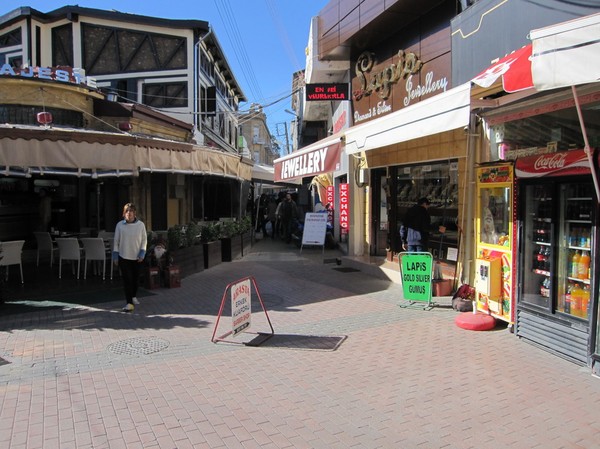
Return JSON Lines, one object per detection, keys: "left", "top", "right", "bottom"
{"left": 301, "top": 212, "right": 327, "bottom": 253}
{"left": 400, "top": 252, "right": 433, "bottom": 304}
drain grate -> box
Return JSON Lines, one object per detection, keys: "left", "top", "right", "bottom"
{"left": 247, "top": 334, "right": 347, "bottom": 351}
{"left": 332, "top": 267, "right": 360, "bottom": 273}
{"left": 107, "top": 337, "right": 170, "bottom": 356}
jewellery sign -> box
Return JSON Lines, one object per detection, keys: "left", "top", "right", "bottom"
{"left": 274, "top": 141, "right": 342, "bottom": 182}
{"left": 352, "top": 48, "right": 450, "bottom": 124}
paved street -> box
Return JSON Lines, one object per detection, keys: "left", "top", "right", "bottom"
{"left": 1, "top": 238, "right": 600, "bottom": 449}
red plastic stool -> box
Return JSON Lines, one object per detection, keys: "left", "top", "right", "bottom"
{"left": 455, "top": 312, "right": 496, "bottom": 331}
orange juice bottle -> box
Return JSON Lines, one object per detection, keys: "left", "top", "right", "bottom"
{"left": 579, "top": 251, "right": 590, "bottom": 280}
{"left": 571, "top": 284, "right": 582, "bottom": 317}
{"left": 581, "top": 285, "right": 591, "bottom": 319}
{"left": 571, "top": 251, "right": 581, "bottom": 278}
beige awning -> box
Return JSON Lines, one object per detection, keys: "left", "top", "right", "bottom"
{"left": 0, "top": 126, "right": 251, "bottom": 180}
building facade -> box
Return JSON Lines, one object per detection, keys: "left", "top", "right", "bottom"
{"left": 0, "top": 5, "right": 253, "bottom": 240}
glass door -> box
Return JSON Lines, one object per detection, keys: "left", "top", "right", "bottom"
{"left": 521, "top": 183, "right": 554, "bottom": 309}
{"left": 557, "top": 182, "right": 593, "bottom": 320}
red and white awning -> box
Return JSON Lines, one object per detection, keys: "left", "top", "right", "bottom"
{"left": 472, "top": 44, "right": 533, "bottom": 93}
{"left": 273, "top": 133, "right": 343, "bottom": 182}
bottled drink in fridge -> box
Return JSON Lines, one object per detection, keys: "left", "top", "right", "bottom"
{"left": 579, "top": 251, "right": 590, "bottom": 280}
{"left": 571, "top": 251, "right": 581, "bottom": 278}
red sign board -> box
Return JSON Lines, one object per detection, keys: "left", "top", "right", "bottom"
{"left": 306, "top": 83, "right": 349, "bottom": 101}
{"left": 515, "top": 150, "right": 591, "bottom": 178}
{"left": 274, "top": 141, "right": 342, "bottom": 182}
{"left": 326, "top": 185, "right": 334, "bottom": 225}
{"left": 339, "top": 183, "right": 349, "bottom": 234}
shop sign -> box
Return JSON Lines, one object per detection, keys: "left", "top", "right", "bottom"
{"left": 400, "top": 253, "right": 433, "bottom": 302}
{"left": 231, "top": 279, "right": 251, "bottom": 336}
{"left": 478, "top": 165, "right": 512, "bottom": 184}
{"left": 0, "top": 64, "right": 97, "bottom": 88}
{"left": 274, "top": 141, "right": 342, "bottom": 181}
{"left": 306, "top": 83, "right": 349, "bottom": 101}
{"left": 326, "top": 185, "right": 334, "bottom": 225}
{"left": 515, "top": 150, "right": 590, "bottom": 178}
{"left": 353, "top": 50, "right": 423, "bottom": 101}
{"left": 339, "top": 183, "right": 349, "bottom": 234}
{"left": 351, "top": 49, "right": 448, "bottom": 124}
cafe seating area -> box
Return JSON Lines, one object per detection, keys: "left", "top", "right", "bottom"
{"left": 1, "top": 229, "right": 117, "bottom": 286}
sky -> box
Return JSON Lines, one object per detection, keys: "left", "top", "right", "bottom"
{"left": 1, "top": 0, "right": 329, "bottom": 147}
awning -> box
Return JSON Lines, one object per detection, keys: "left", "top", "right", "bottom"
{"left": 0, "top": 126, "right": 252, "bottom": 180}
{"left": 344, "top": 82, "right": 471, "bottom": 155}
{"left": 531, "top": 13, "right": 600, "bottom": 91}
{"left": 471, "top": 44, "right": 533, "bottom": 93}
{"left": 273, "top": 133, "right": 343, "bottom": 182}
{"left": 529, "top": 13, "right": 600, "bottom": 202}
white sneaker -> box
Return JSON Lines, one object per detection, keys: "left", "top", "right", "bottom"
{"left": 132, "top": 297, "right": 140, "bottom": 305}
{"left": 122, "top": 303, "right": 134, "bottom": 312}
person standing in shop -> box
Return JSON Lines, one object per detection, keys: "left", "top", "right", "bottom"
{"left": 113, "top": 203, "right": 147, "bottom": 312}
{"left": 400, "top": 197, "right": 445, "bottom": 252}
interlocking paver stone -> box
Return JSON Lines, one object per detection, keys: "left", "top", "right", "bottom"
{"left": 2, "top": 238, "right": 600, "bottom": 448}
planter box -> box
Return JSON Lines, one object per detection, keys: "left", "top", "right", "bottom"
{"left": 170, "top": 245, "right": 204, "bottom": 278}
{"left": 221, "top": 236, "right": 243, "bottom": 262}
{"left": 203, "top": 240, "right": 222, "bottom": 269}
{"left": 241, "top": 231, "right": 253, "bottom": 256}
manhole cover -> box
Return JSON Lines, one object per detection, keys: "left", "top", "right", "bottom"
{"left": 107, "top": 337, "right": 170, "bottom": 356}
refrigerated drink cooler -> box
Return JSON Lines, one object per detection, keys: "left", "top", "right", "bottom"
{"left": 515, "top": 150, "right": 597, "bottom": 365}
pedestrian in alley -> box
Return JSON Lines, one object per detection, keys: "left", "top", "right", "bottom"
{"left": 112, "top": 203, "right": 147, "bottom": 312}
{"left": 280, "top": 192, "right": 298, "bottom": 244}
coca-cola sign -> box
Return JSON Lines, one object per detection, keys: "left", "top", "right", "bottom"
{"left": 533, "top": 153, "right": 567, "bottom": 171}
{"left": 516, "top": 149, "right": 590, "bottom": 178}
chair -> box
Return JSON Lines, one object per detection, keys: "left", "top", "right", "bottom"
{"left": 56, "top": 238, "right": 83, "bottom": 279}
{"left": 33, "top": 231, "right": 58, "bottom": 267}
{"left": 0, "top": 240, "right": 25, "bottom": 283}
{"left": 80, "top": 237, "right": 112, "bottom": 280}
{"left": 98, "top": 230, "right": 115, "bottom": 240}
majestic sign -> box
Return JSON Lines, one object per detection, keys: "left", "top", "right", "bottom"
{"left": 274, "top": 141, "right": 342, "bottom": 182}
{"left": 0, "top": 64, "right": 97, "bottom": 88}
{"left": 306, "top": 83, "right": 349, "bottom": 101}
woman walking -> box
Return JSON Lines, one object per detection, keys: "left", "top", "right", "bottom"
{"left": 113, "top": 203, "right": 147, "bottom": 312}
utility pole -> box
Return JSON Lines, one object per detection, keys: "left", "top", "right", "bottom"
{"left": 276, "top": 122, "right": 290, "bottom": 154}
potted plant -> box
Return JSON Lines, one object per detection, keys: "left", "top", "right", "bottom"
{"left": 167, "top": 223, "right": 204, "bottom": 278}
{"left": 201, "top": 222, "right": 222, "bottom": 269}
{"left": 220, "top": 219, "right": 243, "bottom": 262}
{"left": 239, "top": 216, "right": 254, "bottom": 256}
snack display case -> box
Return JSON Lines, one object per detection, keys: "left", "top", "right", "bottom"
{"left": 475, "top": 163, "right": 516, "bottom": 324}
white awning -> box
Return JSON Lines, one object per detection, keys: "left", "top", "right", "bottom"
{"left": 344, "top": 82, "right": 471, "bottom": 155}
{"left": 531, "top": 13, "right": 600, "bottom": 91}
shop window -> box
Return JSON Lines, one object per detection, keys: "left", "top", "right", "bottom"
{"left": 392, "top": 161, "right": 459, "bottom": 259}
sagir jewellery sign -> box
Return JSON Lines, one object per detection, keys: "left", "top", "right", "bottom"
{"left": 274, "top": 141, "right": 342, "bottom": 182}
{"left": 352, "top": 49, "right": 448, "bottom": 123}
